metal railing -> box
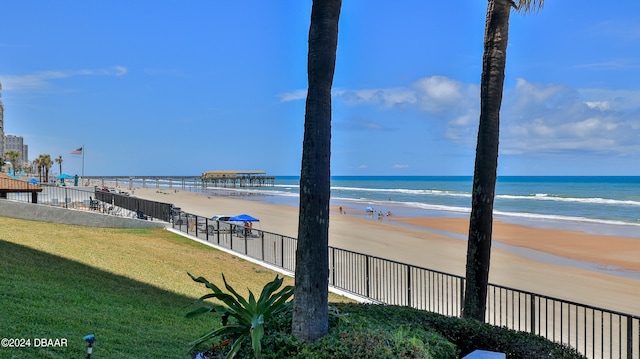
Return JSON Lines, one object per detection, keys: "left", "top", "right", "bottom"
{"left": 170, "top": 211, "right": 639, "bottom": 359}
{"left": 5, "top": 184, "right": 174, "bottom": 221}
{"left": 7, "top": 184, "right": 95, "bottom": 209}
{"left": 5, "top": 188, "right": 638, "bottom": 359}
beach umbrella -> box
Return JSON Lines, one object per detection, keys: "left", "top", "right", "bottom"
{"left": 29, "top": 178, "right": 39, "bottom": 184}
{"left": 229, "top": 214, "right": 260, "bottom": 233}
{"left": 229, "top": 214, "right": 259, "bottom": 222}
{"left": 57, "top": 173, "right": 74, "bottom": 179}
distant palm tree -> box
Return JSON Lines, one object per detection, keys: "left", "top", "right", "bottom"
{"left": 33, "top": 157, "right": 43, "bottom": 182}
{"left": 55, "top": 155, "right": 63, "bottom": 176}
{"left": 6, "top": 150, "right": 21, "bottom": 174}
{"left": 40, "top": 154, "right": 53, "bottom": 184}
{"left": 292, "top": 0, "right": 342, "bottom": 343}
{"left": 463, "top": 0, "right": 544, "bottom": 322}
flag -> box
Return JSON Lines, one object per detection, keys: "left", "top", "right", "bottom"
{"left": 70, "top": 147, "right": 83, "bottom": 155}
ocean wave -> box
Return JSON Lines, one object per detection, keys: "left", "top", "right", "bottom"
{"left": 330, "top": 185, "right": 470, "bottom": 197}
{"left": 498, "top": 194, "right": 640, "bottom": 207}
{"left": 203, "top": 182, "right": 640, "bottom": 226}
{"left": 493, "top": 210, "right": 640, "bottom": 228}
{"left": 321, "top": 184, "right": 640, "bottom": 207}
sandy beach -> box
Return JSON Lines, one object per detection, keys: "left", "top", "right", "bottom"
{"left": 130, "top": 187, "right": 640, "bottom": 315}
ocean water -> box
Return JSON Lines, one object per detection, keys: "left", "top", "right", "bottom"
{"left": 213, "top": 176, "right": 640, "bottom": 238}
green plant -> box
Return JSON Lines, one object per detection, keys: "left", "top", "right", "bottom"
{"left": 186, "top": 273, "right": 294, "bottom": 359}
{"left": 333, "top": 303, "right": 587, "bottom": 359}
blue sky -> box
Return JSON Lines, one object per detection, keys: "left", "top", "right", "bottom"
{"left": 2, "top": 1, "right": 640, "bottom": 176}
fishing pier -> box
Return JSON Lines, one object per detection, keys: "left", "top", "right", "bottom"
{"left": 82, "top": 170, "right": 275, "bottom": 190}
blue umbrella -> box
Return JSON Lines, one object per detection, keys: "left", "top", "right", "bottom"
{"left": 29, "top": 178, "right": 39, "bottom": 184}
{"left": 229, "top": 214, "right": 259, "bottom": 222}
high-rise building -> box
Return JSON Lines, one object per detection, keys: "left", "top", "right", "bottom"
{"left": 0, "top": 81, "right": 4, "bottom": 156}
{"left": 5, "top": 135, "right": 27, "bottom": 164}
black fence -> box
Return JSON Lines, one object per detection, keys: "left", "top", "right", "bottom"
{"left": 94, "top": 190, "right": 174, "bottom": 221}
{"left": 5, "top": 188, "right": 639, "bottom": 359}
{"left": 169, "top": 211, "right": 640, "bottom": 359}
{"left": 6, "top": 185, "right": 175, "bottom": 221}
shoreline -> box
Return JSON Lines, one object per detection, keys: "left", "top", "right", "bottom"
{"left": 128, "top": 186, "right": 640, "bottom": 314}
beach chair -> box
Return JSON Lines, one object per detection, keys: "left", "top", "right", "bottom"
{"left": 135, "top": 209, "right": 148, "bottom": 220}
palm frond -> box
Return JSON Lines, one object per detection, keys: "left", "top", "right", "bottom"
{"left": 514, "top": 0, "right": 544, "bottom": 14}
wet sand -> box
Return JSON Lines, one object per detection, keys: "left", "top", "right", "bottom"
{"left": 130, "top": 187, "right": 640, "bottom": 315}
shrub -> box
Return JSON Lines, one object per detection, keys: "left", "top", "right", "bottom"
{"left": 186, "top": 292, "right": 585, "bottom": 358}
{"left": 186, "top": 273, "right": 294, "bottom": 359}
{"left": 333, "top": 303, "right": 587, "bottom": 359}
{"left": 234, "top": 304, "right": 457, "bottom": 359}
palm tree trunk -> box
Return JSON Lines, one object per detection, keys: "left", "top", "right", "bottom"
{"left": 463, "top": 0, "right": 511, "bottom": 322}
{"left": 292, "top": 0, "right": 341, "bottom": 343}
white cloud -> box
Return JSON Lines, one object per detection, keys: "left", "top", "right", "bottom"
{"left": 334, "top": 87, "right": 417, "bottom": 108}
{"left": 412, "top": 76, "right": 477, "bottom": 113}
{"left": 500, "top": 79, "right": 640, "bottom": 155}
{"left": 281, "top": 76, "right": 640, "bottom": 158}
{"left": 584, "top": 101, "right": 610, "bottom": 111}
{"left": 392, "top": 164, "right": 409, "bottom": 169}
{"left": 114, "top": 66, "right": 128, "bottom": 76}
{"left": 578, "top": 88, "right": 640, "bottom": 112}
{"left": 278, "top": 89, "right": 307, "bottom": 102}
{"left": 331, "top": 76, "right": 478, "bottom": 114}
{"left": 1, "top": 66, "right": 127, "bottom": 91}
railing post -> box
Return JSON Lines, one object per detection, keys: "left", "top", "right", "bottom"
{"left": 261, "top": 232, "right": 264, "bottom": 261}
{"left": 244, "top": 228, "right": 248, "bottom": 255}
{"left": 331, "top": 247, "right": 336, "bottom": 286}
{"left": 530, "top": 294, "right": 536, "bottom": 334}
{"left": 365, "top": 256, "right": 370, "bottom": 298}
{"left": 184, "top": 216, "right": 189, "bottom": 235}
{"left": 627, "top": 315, "right": 633, "bottom": 359}
{"left": 407, "top": 265, "right": 412, "bottom": 307}
{"left": 216, "top": 221, "right": 220, "bottom": 245}
{"left": 280, "top": 235, "right": 284, "bottom": 269}
{"left": 205, "top": 218, "right": 209, "bottom": 241}
{"left": 460, "top": 278, "right": 465, "bottom": 317}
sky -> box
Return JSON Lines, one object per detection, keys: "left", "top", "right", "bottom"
{"left": 2, "top": 1, "right": 640, "bottom": 177}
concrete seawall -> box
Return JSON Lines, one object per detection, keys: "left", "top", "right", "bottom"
{"left": 0, "top": 200, "right": 166, "bottom": 229}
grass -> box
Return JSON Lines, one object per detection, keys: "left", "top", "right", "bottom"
{"left": 0, "top": 216, "right": 585, "bottom": 358}
{"left": 0, "top": 216, "right": 347, "bottom": 358}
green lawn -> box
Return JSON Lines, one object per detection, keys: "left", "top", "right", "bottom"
{"left": 0, "top": 216, "right": 318, "bottom": 358}
{"left": 0, "top": 217, "right": 586, "bottom": 359}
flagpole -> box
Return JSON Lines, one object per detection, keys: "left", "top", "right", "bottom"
{"left": 82, "top": 145, "right": 85, "bottom": 177}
